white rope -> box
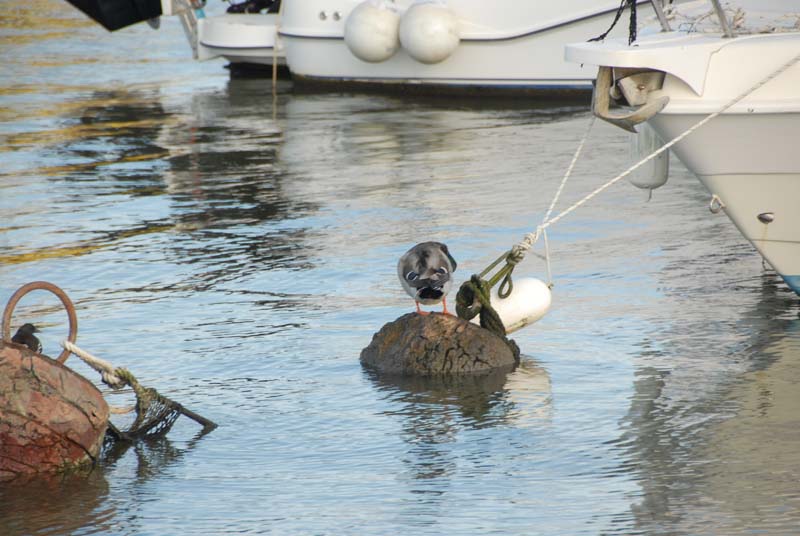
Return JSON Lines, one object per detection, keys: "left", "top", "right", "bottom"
{"left": 538, "top": 115, "right": 597, "bottom": 285}
{"left": 61, "top": 340, "right": 125, "bottom": 390}
{"left": 512, "top": 50, "right": 800, "bottom": 260}
{"left": 543, "top": 115, "right": 597, "bottom": 224}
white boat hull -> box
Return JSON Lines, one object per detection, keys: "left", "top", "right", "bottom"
{"left": 655, "top": 112, "right": 800, "bottom": 293}
{"left": 279, "top": 0, "right": 661, "bottom": 93}
{"left": 197, "top": 13, "right": 284, "bottom": 66}
{"left": 699, "top": 172, "right": 800, "bottom": 294}
{"left": 565, "top": 10, "right": 800, "bottom": 294}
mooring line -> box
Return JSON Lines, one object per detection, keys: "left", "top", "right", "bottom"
{"left": 511, "top": 50, "right": 800, "bottom": 266}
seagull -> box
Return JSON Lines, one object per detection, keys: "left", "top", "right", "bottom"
{"left": 12, "top": 323, "right": 42, "bottom": 353}
{"left": 397, "top": 241, "right": 457, "bottom": 315}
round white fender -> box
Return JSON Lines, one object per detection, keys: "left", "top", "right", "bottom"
{"left": 628, "top": 122, "right": 669, "bottom": 192}
{"left": 399, "top": 1, "right": 460, "bottom": 64}
{"left": 344, "top": 0, "right": 401, "bottom": 63}
{"left": 470, "top": 277, "right": 552, "bottom": 334}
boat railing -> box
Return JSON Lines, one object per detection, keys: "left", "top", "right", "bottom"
{"left": 650, "top": 0, "right": 735, "bottom": 37}
{"left": 709, "top": 0, "right": 735, "bottom": 37}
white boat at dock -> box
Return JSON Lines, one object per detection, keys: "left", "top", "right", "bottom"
{"left": 196, "top": 12, "right": 285, "bottom": 69}
{"left": 62, "top": 0, "right": 286, "bottom": 69}
{"left": 566, "top": 0, "right": 800, "bottom": 294}
{"left": 64, "top": 0, "right": 675, "bottom": 94}
{"left": 278, "top": 0, "right": 669, "bottom": 95}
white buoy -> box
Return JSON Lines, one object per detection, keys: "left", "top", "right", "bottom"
{"left": 628, "top": 122, "right": 669, "bottom": 194}
{"left": 344, "top": 0, "right": 401, "bottom": 63}
{"left": 399, "top": 0, "right": 460, "bottom": 64}
{"left": 470, "top": 277, "right": 552, "bottom": 334}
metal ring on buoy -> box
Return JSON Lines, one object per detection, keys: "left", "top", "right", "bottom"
{"left": 1, "top": 281, "right": 78, "bottom": 363}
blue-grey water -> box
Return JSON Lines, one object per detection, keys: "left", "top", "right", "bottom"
{"left": 2, "top": 1, "right": 800, "bottom": 534}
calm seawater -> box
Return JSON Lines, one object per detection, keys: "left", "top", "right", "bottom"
{"left": 2, "top": 1, "right": 800, "bottom": 534}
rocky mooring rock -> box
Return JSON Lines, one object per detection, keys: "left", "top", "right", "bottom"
{"left": 360, "top": 313, "right": 519, "bottom": 376}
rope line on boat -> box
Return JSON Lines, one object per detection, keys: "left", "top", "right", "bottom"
{"left": 589, "top": 0, "right": 638, "bottom": 45}
{"left": 454, "top": 116, "right": 596, "bottom": 330}
{"left": 475, "top": 115, "right": 597, "bottom": 299}
{"left": 271, "top": 0, "right": 285, "bottom": 106}
{"left": 464, "top": 49, "right": 800, "bottom": 305}
{"left": 522, "top": 49, "right": 800, "bottom": 247}
{"left": 529, "top": 114, "right": 596, "bottom": 289}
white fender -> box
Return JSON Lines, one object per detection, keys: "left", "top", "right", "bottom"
{"left": 399, "top": 1, "right": 460, "bottom": 64}
{"left": 344, "top": 0, "right": 401, "bottom": 63}
{"left": 471, "top": 277, "right": 552, "bottom": 334}
{"left": 629, "top": 122, "right": 669, "bottom": 192}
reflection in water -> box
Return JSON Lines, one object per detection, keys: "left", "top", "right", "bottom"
{"left": 103, "top": 427, "right": 209, "bottom": 481}
{"left": 619, "top": 264, "right": 800, "bottom": 533}
{"left": 695, "top": 276, "right": 800, "bottom": 533}
{"left": 0, "top": 0, "right": 94, "bottom": 49}
{"left": 364, "top": 360, "right": 552, "bottom": 529}
{"left": 7, "top": 9, "right": 800, "bottom": 531}
{"left": 697, "top": 337, "right": 800, "bottom": 532}
{"left": 278, "top": 92, "right": 586, "bottom": 204}
{"left": 0, "top": 470, "right": 111, "bottom": 536}
{"left": 0, "top": 429, "right": 210, "bottom": 536}
{"left": 4, "top": 86, "right": 320, "bottom": 290}
{"left": 367, "top": 359, "right": 552, "bottom": 484}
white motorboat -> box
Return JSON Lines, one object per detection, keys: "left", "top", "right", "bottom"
{"left": 278, "top": 0, "right": 673, "bottom": 95}
{"left": 62, "top": 0, "right": 286, "bottom": 69}
{"left": 197, "top": 12, "right": 284, "bottom": 68}
{"left": 63, "top": 0, "right": 675, "bottom": 91}
{"left": 565, "top": 0, "right": 800, "bottom": 294}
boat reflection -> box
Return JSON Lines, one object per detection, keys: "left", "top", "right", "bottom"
{"left": 3, "top": 86, "right": 320, "bottom": 295}
{"left": 618, "top": 269, "right": 800, "bottom": 533}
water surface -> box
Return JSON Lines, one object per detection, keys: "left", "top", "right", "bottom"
{"left": 2, "top": 2, "right": 800, "bottom": 534}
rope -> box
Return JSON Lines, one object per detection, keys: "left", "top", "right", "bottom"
{"left": 62, "top": 340, "right": 126, "bottom": 389}
{"left": 454, "top": 275, "right": 520, "bottom": 361}
{"left": 528, "top": 115, "right": 596, "bottom": 288}
{"left": 510, "top": 49, "right": 800, "bottom": 262}
{"left": 544, "top": 116, "right": 596, "bottom": 224}
{"left": 455, "top": 275, "right": 506, "bottom": 336}
{"left": 271, "top": 0, "right": 284, "bottom": 117}
{"left": 454, "top": 116, "right": 597, "bottom": 333}
{"left": 457, "top": 49, "right": 800, "bottom": 332}
{"left": 589, "top": 0, "right": 638, "bottom": 45}
{"left": 469, "top": 115, "right": 596, "bottom": 300}
{"left": 60, "top": 340, "right": 218, "bottom": 434}
{"left": 628, "top": 0, "right": 638, "bottom": 45}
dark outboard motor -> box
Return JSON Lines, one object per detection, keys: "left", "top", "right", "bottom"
{"left": 64, "top": 0, "right": 165, "bottom": 31}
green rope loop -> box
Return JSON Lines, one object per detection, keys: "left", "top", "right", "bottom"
{"left": 455, "top": 274, "right": 520, "bottom": 362}
{"left": 477, "top": 245, "right": 529, "bottom": 301}
{"left": 113, "top": 367, "right": 136, "bottom": 387}
{"left": 455, "top": 275, "right": 506, "bottom": 339}
{"left": 113, "top": 367, "right": 155, "bottom": 407}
